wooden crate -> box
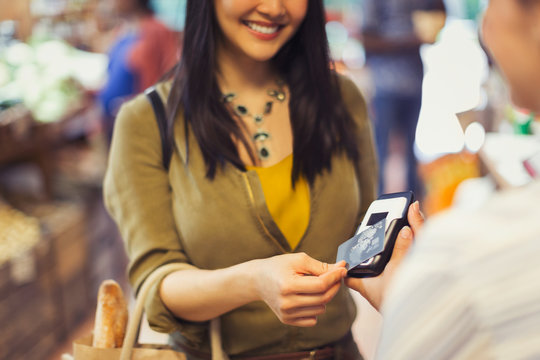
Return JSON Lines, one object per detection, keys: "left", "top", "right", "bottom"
{"left": 17, "top": 327, "right": 59, "bottom": 360}
{"left": 44, "top": 203, "right": 91, "bottom": 339}
{"left": 45, "top": 203, "right": 88, "bottom": 286}
{"left": 0, "top": 237, "right": 61, "bottom": 360}
{"left": 1, "top": 196, "right": 130, "bottom": 359}
{"left": 58, "top": 268, "right": 91, "bottom": 333}
{"left": 0, "top": 260, "right": 12, "bottom": 301}
{"left": 15, "top": 201, "right": 93, "bottom": 341}
{"left": 86, "top": 197, "right": 128, "bottom": 302}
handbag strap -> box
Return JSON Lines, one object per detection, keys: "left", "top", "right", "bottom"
{"left": 128, "top": 88, "right": 227, "bottom": 359}
{"left": 145, "top": 87, "right": 172, "bottom": 170}
{"left": 119, "top": 263, "right": 228, "bottom": 360}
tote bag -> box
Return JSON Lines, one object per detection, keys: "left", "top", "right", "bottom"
{"left": 66, "top": 263, "right": 228, "bottom": 360}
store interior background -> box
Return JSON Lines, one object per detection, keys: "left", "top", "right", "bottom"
{"left": 1, "top": 0, "right": 539, "bottom": 359}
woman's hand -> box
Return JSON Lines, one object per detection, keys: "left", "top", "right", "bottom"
{"left": 160, "top": 253, "right": 345, "bottom": 324}
{"left": 252, "top": 253, "right": 347, "bottom": 327}
{"left": 345, "top": 201, "right": 424, "bottom": 310}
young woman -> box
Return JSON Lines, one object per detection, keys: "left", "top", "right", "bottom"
{"left": 104, "top": 0, "right": 397, "bottom": 358}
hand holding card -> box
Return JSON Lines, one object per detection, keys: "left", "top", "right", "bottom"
{"left": 253, "top": 253, "right": 347, "bottom": 327}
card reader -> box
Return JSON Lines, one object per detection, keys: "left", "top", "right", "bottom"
{"left": 337, "top": 191, "right": 414, "bottom": 278}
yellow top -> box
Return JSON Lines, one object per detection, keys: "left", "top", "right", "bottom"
{"left": 247, "top": 154, "right": 310, "bottom": 250}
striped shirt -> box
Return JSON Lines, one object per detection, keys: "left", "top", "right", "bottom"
{"left": 376, "top": 180, "right": 540, "bottom": 359}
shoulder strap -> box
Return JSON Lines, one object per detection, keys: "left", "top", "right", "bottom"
{"left": 145, "top": 86, "right": 172, "bottom": 170}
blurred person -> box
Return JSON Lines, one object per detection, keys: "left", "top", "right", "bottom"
{"left": 87, "top": 1, "right": 119, "bottom": 54}
{"left": 361, "top": 0, "right": 446, "bottom": 196}
{"left": 101, "top": 0, "right": 422, "bottom": 359}
{"left": 98, "top": 0, "right": 179, "bottom": 142}
{"left": 348, "top": 0, "right": 540, "bottom": 358}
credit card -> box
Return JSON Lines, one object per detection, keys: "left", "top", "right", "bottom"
{"left": 336, "top": 218, "right": 386, "bottom": 270}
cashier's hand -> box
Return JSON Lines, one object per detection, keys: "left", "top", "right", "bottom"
{"left": 345, "top": 201, "right": 424, "bottom": 311}
{"left": 254, "top": 253, "right": 347, "bottom": 327}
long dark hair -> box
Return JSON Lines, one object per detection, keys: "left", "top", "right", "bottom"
{"left": 166, "top": 0, "right": 360, "bottom": 184}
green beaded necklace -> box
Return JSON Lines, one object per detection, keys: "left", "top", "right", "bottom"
{"left": 222, "top": 81, "right": 286, "bottom": 161}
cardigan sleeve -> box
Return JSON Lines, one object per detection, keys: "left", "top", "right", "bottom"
{"left": 103, "top": 93, "right": 202, "bottom": 337}
{"left": 338, "top": 75, "right": 378, "bottom": 225}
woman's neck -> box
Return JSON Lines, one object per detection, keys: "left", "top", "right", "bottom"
{"left": 216, "top": 44, "right": 277, "bottom": 94}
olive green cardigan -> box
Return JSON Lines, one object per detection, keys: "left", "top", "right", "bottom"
{"left": 103, "top": 75, "right": 377, "bottom": 356}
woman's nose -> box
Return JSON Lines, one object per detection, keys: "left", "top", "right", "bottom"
{"left": 257, "top": 0, "right": 286, "bottom": 19}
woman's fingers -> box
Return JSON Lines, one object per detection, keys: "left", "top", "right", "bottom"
{"left": 292, "top": 253, "right": 346, "bottom": 277}
{"left": 286, "top": 316, "right": 318, "bottom": 327}
{"left": 284, "top": 280, "right": 342, "bottom": 308}
{"left": 282, "top": 304, "right": 327, "bottom": 318}
{"left": 290, "top": 266, "right": 346, "bottom": 294}
{"left": 279, "top": 252, "right": 342, "bottom": 294}
{"left": 276, "top": 263, "right": 345, "bottom": 326}
{"left": 258, "top": 253, "right": 348, "bottom": 326}
{"left": 294, "top": 252, "right": 331, "bottom": 276}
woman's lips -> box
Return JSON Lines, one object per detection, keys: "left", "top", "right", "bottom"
{"left": 243, "top": 20, "right": 283, "bottom": 40}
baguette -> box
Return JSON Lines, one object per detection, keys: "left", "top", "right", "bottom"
{"left": 92, "top": 279, "right": 128, "bottom": 348}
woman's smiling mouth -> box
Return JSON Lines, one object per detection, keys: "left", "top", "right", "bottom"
{"left": 243, "top": 21, "right": 283, "bottom": 39}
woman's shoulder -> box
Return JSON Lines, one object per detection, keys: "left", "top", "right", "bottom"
{"left": 334, "top": 72, "right": 368, "bottom": 123}
{"left": 149, "top": 80, "right": 173, "bottom": 108}
{"left": 335, "top": 72, "right": 365, "bottom": 103}
{"left": 113, "top": 80, "right": 182, "bottom": 140}
{"left": 116, "top": 81, "right": 173, "bottom": 122}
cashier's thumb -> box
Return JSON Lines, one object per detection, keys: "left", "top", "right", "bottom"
{"left": 392, "top": 226, "right": 414, "bottom": 264}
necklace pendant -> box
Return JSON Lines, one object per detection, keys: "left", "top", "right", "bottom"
{"left": 264, "top": 101, "right": 273, "bottom": 115}
{"left": 222, "top": 93, "right": 236, "bottom": 103}
{"left": 258, "top": 147, "right": 270, "bottom": 160}
{"left": 222, "top": 87, "right": 280, "bottom": 162}
{"left": 254, "top": 114, "right": 264, "bottom": 124}
{"left": 235, "top": 105, "right": 248, "bottom": 116}
{"left": 267, "top": 89, "right": 286, "bottom": 102}
{"left": 253, "top": 130, "right": 270, "bottom": 142}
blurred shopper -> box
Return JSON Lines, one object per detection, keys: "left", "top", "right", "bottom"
{"left": 361, "top": 0, "right": 446, "bottom": 196}
{"left": 348, "top": 0, "right": 540, "bottom": 358}
{"left": 102, "top": 0, "right": 411, "bottom": 359}
{"left": 98, "top": 0, "right": 179, "bottom": 142}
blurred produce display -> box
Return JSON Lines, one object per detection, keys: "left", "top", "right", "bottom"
{"left": 419, "top": 151, "right": 481, "bottom": 216}
{"left": 0, "top": 201, "right": 41, "bottom": 266}
{"left": 0, "top": 39, "right": 106, "bottom": 123}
